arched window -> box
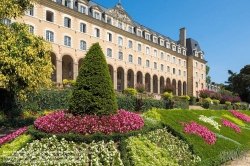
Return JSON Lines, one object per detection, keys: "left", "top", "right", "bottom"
{"left": 128, "top": 54, "right": 133, "bottom": 63}
{"left": 138, "top": 44, "right": 141, "bottom": 51}
{"left": 118, "top": 37, "right": 123, "bottom": 45}
{"left": 107, "top": 48, "right": 112, "bottom": 57}
{"left": 146, "top": 47, "right": 150, "bottom": 54}
{"left": 173, "top": 68, "right": 176, "bottom": 74}
{"left": 146, "top": 60, "right": 150, "bottom": 67}
{"left": 128, "top": 40, "right": 133, "bottom": 48}
{"left": 154, "top": 50, "right": 157, "bottom": 57}
{"left": 29, "top": 25, "right": 34, "bottom": 34}
{"left": 118, "top": 52, "right": 123, "bottom": 60}
{"left": 161, "top": 64, "right": 164, "bottom": 71}
{"left": 80, "top": 40, "right": 86, "bottom": 50}
{"left": 154, "top": 62, "right": 157, "bottom": 69}
{"left": 64, "top": 36, "right": 71, "bottom": 46}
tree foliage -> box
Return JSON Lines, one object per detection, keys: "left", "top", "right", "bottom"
{"left": 0, "top": 0, "right": 36, "bottom": 20}
{"left": 69, "top": 43, "right": 118, "bottom": 116}
{"left": 0, "top": 0, "right": 53, "bottom": 100}
{"left": 206, "top": 65, "right": 211, "bottom": 84}
{"left": 225, "top": 65, "right": 250, "bottom": 103}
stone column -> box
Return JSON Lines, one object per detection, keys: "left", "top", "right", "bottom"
{"left": 56, "top": 60, "right": 62, "bottom": 84}
{"left": 73, "top": 63, "right": 78, "bottom": 80}
{"left": 114, "top": 70, "right": 117, "bottom": 90}
{"left": 124, "top": 72, "right": 127, "bottom": 90}
{"left": 158, "top": 79, "right": 160, "bottom": 94}
{"left": 150, "top": 77, "right": 153, "bottom": 93}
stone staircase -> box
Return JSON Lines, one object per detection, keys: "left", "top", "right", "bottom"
{"left": 189, "top": 105, "right": 206, "bottom": 110}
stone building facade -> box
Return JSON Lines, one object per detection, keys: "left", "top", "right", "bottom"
{"left": 9, "top": 0, "right": 206, "bottom": 96}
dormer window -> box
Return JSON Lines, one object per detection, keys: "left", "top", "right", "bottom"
{"left": 94, "top": 12, "right": 100, "bottom": 19}
{"left": 118, "top": 22, "right": 122, "bottom": 29}
{"left": 195, "top": 51, "right": 198, "bottom": 57}
{"left": 65, "top": 0, "right": 71, "bottom": 8}
{"left": 178, "top": 48, "right": 181, "bottom": 53}
{"left": 107, "top": 17, "right": 112, "bottom": 25}
{"left": 172, "top": 45, "right": 176, "bottom": 51}
{"left": 153, "top": 37, "right": 157, "bottom": 43}
{"left": 145, "top": 34, "right": 149, "bottom": 40}
{"left": 183, "top": 50, "right": 186, "bottom": 56}
{"left": 80, "top": 6, "right": 86, "bottom": 14}
{"left": 166, "top": 43, "right": 170, "bottom": 49}
{"left": 160, "top": 40, "right": 164, "bottom": 46}
{"left": 128, "top": 26, "right": 132, "bottom": 33}
{"left": 137, "top": 30, "right": 141, "bottom": 37}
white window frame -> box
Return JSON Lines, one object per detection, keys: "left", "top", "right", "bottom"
{"left": 107, "top": 48, "right": 112, "bottom": 57}
{"left": 146, "top": 60, "right": 150, "bottom": 67}
{"left": 128, "top": 54, "right": 133, "bottom": 63}
{"left": 138, "top": 57, "right": 142, "bottom": 65}
{"left": 80, "top": 40, "right": 86, "bottom": 50}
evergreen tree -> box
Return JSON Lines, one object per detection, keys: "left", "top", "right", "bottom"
{"left": 69, "top": 43, "right": 118, "bottom": 116}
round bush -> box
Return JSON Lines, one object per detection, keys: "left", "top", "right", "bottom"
{"left": 34, "top": 110, "right": 144, "bottom": 135}
{"left": 213, "top": 99, "right": 220, "bottom": 105}
{"left": 162, "top": 92, "right": 173, "bottom": 100}
{"left": 124, "top": 88, "right": 137, "bottom": 96}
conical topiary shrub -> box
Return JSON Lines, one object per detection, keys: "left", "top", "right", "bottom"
{"left": 69, "top": 43, "right": 118, "bottom": 116}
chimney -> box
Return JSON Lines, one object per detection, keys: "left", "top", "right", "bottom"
{"left": 179, "top": 27, "right": 186, "bottom": 47}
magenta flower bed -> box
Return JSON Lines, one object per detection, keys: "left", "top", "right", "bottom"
{"left": 221, "top": 119, "right": 241, "bottom": 133}
{"left": 230, "top": 110, "right": 250, "bottom": 122}
{"left": 0, "top": 126, "right": 28, "bottom": 145}
{"left": 34, "top": 109, "right": 144, "bottom": 135}
{"left": 180, "top": 121, "right": 216, "bottom": 145}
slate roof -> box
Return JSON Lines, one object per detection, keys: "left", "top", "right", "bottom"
{"left": 186, "top": 38, "right": 201, "bottom": 56}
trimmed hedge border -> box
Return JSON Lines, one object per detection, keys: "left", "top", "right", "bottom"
{"left": 28, "top": 117, "right": 165, "bottom": 144}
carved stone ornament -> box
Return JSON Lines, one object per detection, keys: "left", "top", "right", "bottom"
{"left": 105, "top": 5, "right": 134, "bottom": 25}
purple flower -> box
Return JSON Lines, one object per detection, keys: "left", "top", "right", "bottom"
{"left": 0, "top": 126, "right": 28, "bottom": 145}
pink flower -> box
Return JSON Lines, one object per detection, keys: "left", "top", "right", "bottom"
{"left": 221, "top": 118, "right": 241, "bottom": 133}
{"left": 230, "top": 110, "right": 250, "bottom": 122}
{"left": 0, "top": 126, "right": 28, "bottom": 145}
{"left": 34, "top": 109, "right": 144, "bottom": 135}
{"left": 180, "top": 121, "right": 216, "bottom": 145}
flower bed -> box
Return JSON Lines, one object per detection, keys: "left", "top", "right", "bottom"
{"left": 221, "top": 119, "right": 241, "bottom": 133}
{"left": 230, "top": 110, "right": 250, "bottom": 122}
{"left": 198, "top": 115, "right": 221, "bottom": 130}
{"left": 180, "top": 121, "right": 216, "bottom": 145}
{"left": 34, "top": 109, "right": 144, "bottom": 135}
{"left": 3, "top": 136, "right": 123, "bottom": 165}
{"left": 0, "top": 126, "right": 28, "bottom": 145}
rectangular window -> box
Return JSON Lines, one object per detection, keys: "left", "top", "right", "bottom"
{"left": 80, "top": 6, "right": 86, "bottom": 14}
{"left": 167, "top": 66, "right": 170, "bottom": 73}
{"left": 146, "top": 47, "right": 149, "bottom": 54}
{"left": 64, "top": 17, "right": 71, "bottom": 28}
{"left": 153, "top": 37, "right": 157, "bottom": 43}
{"left": 172, "top": 57, "right": 176, "bottom": 64}
{"left": 128, "top": 26, "right": 132, "bottom": 33}
{"left": 27, "top": 8, "right": 34, "bottom": 16}
{"left": 160, "top": 40, "right": 164, "bottom": 46}
{"left": 80, "top": 23, "right": 86, "bottom": 33}
{"left": 179, "top": 70, "right": 181, "bottom": 76}
{"left": 138, "top": 57, "right": 141, "bottom": 65}
{"left": 184, "top": 61, "right": 186, "bottom": 67}
{"left": 64, "top": 36, "right": 71, "bottom": 46}
{"left": 46, "top": 31, "right": 54, "bottom": 42}
{"left": 107, "top": 48, "right": 112, "bottom": 57}
{"left": 118, "top": 52, "right": 123, "bottom": 60}
{"left": 166, "top": 43, "right": 170, "bottom": 49}
{"left": 94, "top": 28, "right": 100, "bottom": 38}
{"left": 178, "top": 59, "right": 181, "bottom": 65}
{"left": 172, "top": 46, "right": 176, "bottom": 51}
{"left": 167, "top": 55, "right": 170, "bottom": 61}
{"left": 107, "top": 33, "right": 112, "bottom": 42}
{"left": 145, "top": 34, "right": 149, "bottom": 40}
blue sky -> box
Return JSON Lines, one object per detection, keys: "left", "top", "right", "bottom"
{"left": 94, "top": 0, "right": 250, "bottom": 84}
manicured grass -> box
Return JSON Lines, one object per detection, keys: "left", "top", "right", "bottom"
{"left": 156, "top": 109, "right": 250, "bottom": 166}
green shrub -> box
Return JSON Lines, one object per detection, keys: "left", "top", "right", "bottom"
{"left": 189, "top": 96, "right": 196, "bottom": 105}
{"left": 213, "top": 99, "right": 220, "bottom": 105}
{"left": 174, "top": 101, "right": 189, "bottom": 109}
{"left": 181, "top": 95, "right": 190, "bottom": 101}
{"left": 69, "top": 43, "right": 118, "bottom": 116}
{"left": 225, "top": 101, "right": 231, "bottom": 106}
{"left": 242, "top": 104, "right": 247, "bottom": 110}
{"left": 162, "top": 92, "right": 173, "bottom": 100}
{"left": 116, "top": 94, "right": 135, "bottom": 111}
{"left": 202, "top": 98, "right": 211, "bottom": 109}
{"left": 123, "top": 88, "right": 137, "bottom": 96}
{"left": 143, "top": 108, "right": 161, "bottom": 121}
{"left": 209, "top": 104, "right": 224, "bottom": 110}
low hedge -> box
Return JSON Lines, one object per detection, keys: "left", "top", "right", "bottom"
{"left": 28, "top": 117, "right": 164, "bottom": 144}
{"left": 0, "top": 117, "right": 36, "bottom": 128}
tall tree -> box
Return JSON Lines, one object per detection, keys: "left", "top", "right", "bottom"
{"left": 69, "top": 43, "right": 118, "bottom": 116}
{"left": 0, "top": 0, "right": 53, "bottom": 100}
{"left": 206, "top": 65, "right": 211, "bottom": 84}
{"left": 225, "top": 65, "right": 250, "bottom": 102}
